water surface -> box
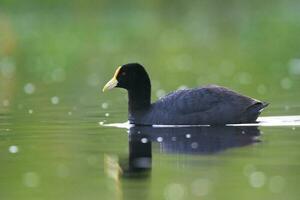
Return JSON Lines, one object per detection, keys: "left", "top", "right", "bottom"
{"left": 1, "top": 1, "right": 300, "bottom": 199}
{"left": 1, "top": 92, "right": 300, "bottom": 200}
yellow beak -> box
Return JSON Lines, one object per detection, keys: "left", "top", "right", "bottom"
{"left": 102, "top": 66, "right": 121, "bottom": 92}
{"left": 102, "top": 77, "right": 118, "bottom": 92}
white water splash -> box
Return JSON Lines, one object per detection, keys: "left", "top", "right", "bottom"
{"left": 232, "top": 115, "right": 300, "bottom": 127}
{"left": 100, "top": 115, "right": 300, "bottom": 129}
{"left": 100, "top": 121, "right": 132, "bottom": 129}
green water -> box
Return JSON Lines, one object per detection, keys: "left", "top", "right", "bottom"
{"left": 1, "top": 1, "right": 300, "bottom": 199}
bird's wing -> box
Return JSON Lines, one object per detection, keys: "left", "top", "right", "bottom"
{"left": 154, "top": 85, "right": 258, "bottom": 115}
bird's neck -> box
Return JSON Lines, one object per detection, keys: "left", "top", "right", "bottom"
{"left": 128, "top": 84, "right": 151, "bottom": 112}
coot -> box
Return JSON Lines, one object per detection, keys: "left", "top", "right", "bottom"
{"left": 102, "top": 63, "right": 268, "bottom": 125}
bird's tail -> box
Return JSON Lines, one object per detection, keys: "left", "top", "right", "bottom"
{"left": 242, "top": 101, "right": 269, "bottom": 123}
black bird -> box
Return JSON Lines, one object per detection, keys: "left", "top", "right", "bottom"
{"left": 102, "top": 63, "right": 268, "bottom": 125}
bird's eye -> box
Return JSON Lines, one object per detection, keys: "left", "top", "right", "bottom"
{"left": 121, "top": 72, "right": 126, "bottom": 76}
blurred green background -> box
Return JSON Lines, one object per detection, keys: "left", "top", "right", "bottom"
{"left": 1, "top": 0, "right": 300, "bottom": 103}
{"left": 1, "top": 0, "right": 300, "bottom": 200}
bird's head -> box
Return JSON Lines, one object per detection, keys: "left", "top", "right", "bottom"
{"left": 102, "top": 63, "right": 150, "bottom": 92}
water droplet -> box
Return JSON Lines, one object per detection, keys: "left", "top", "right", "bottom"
{"left": 164, "top": 183, "right": 185, "bottom": 200}
{"left": 243, "top": 164, "right": 256, "bottom": 177}
{"left": 141, "top": 138, "right": 148, "bottom": 143}
{"left": 257, "top": 84, "right": 267, "bottom": 94}
{"left": 28, "top": 109, "right": 33, "bottom": 114}
{"left": 24, "top": 83, "right": 36, "bottom": 94}
{"left": 219, "top": 61, "right": 235, "bottom": 76}
{"left": 249, "top": 171, "right": 266, "bottom": 188}
{"left": 51, "top": 68, "right": 66, "bottom": 82}
{"left": 280, "top": 77, "right": 292, "bottom": 90}
{"left": 23, "top": 172, "right": 40, "bottom": 188}
{"left": 101, "top": 102, "right": 109, "bottom": 109}
{"left": 191, "top": 142, "right": 198, "bottom": 149}
{"left": 157, "top": 137, "right": 163, "bottom": 142}
{"left": 173, "top": 54, "right": 193, "bottom": 71}
{"left": 238, "top": 72, "right": 252, "bottom": 85}
{"left": 105, "top": 113, "right": 110, "bottom": 117}
{"left": 289, "top": 58, "right": 300, "bottom": 75}
{"left": 87, "top": 155, "right": 98, "bottom": 166}
{"left": 191, "top": 178, "right": 212, "bottom": 196}
{"left": 51, "top": 96, "right": 59, "bottom": 105}
{"left": 87, "top": 74, "right": 100, "bottom": 86}
{"left": 269, "top": 176, "right": 285, "bottom": 193}
{"left": 2, "top": 99, "right": 9, "bottom": 107}
{"left": 284, "top": 105, "right": 290, "bottom": 111}
{"left": 0, "top": 57, "right": 16, "bottom": 78}
{"left": 185, "top": 134, "right": 191, "bottom": 138}
{"left": 8, "top": 145, "right": 18, "bottom": 153}
{"left": 99, "top": 121, "right": 104, "bottom": 125}
{"left": 56, "top": 164, "right": 69, "bottom": 178}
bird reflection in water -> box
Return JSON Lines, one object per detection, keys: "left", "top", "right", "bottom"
{"left": 132, "top": 126, "right": 261, "bottom": 155}
{"left": 105, "top": 126, "right": 260, "bottom": 180}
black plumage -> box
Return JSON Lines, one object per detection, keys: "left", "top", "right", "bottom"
{"left": 102, "top": 63, "right": 268, "bottom": 125}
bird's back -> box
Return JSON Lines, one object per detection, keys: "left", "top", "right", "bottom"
{"left": 130, "top": 85, "right": 268, "bottom": 125}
